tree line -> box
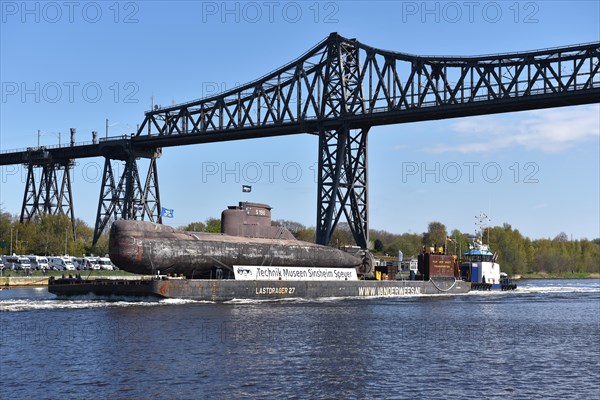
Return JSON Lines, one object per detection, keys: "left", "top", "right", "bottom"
{"left": 0, "top": 211, "right": 108, "bottom": 258}
{"left": 1, "top": 209, "right": 598, "bottom": 275}
{"left": 181, "top": 218, "right": 599, "bottom": 275}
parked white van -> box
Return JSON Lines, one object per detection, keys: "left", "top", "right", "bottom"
{"left": 89, "top": 257, "right": 101, "bottom": 270}
{"left": 3, "top": 255, "right": 32, "bottom": 270}
{"left": 27, "top": 255, "right": 49, "bottom": 270}
{"left": 96, "top": 257, "right": 115, "bottom": 270}
{"left": 49, "top": 256, "right": 76, "bottom": 271}
{"left": 74, "top": 257, "right": 100, "bottom": 270}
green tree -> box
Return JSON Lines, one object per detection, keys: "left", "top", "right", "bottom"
{"left": 205, "top": 218, "right": 221, "bottom": 233}
{"left": 579, "top": 240, "right": 600, "bottom": 273}
{"left": 423, "top": 222, "right": 447, "bottom": 249}
{"left": 181, "top": 222, "right": 207, "bottom": 232}
{"left": 0, "top": 210, "right": 14, "bottom": 254}
{"left": 295, "top": 228, "right": 315, "bottom": 242}
{"left": 33, "top": 213, "right": 73, "bottom": 255}
{"left": 554, "top": 232, "right": 569, "bottom": 242}
{"left": 329, "top": 223, "right": 354, "bottom": 247}
{"left": 448, "top": 229, "right": 469, "bottom": 256}
{"left": 89, "top": 232, "right": 109, "bottom": 257}
{"left": 272, "top": 219, "right": 307, "bottom": 236}
{"left": 486, "top": 223, "right": 529, "bottom": 275}
{"left": 0, "top": 213, "right": 101, "bottom": 257}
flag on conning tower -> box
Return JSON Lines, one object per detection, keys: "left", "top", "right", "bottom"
{"left": 242, "top": 185, "right": 252, "bottom": 193}
{"left": 161, "top": 207, "right": 174, "bottom": 218}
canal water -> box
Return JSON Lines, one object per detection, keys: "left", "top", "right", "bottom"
{"left": 1, "top": 279, "right": 599, "bottom": 399}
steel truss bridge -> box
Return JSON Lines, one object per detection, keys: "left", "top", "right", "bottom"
{"left": 1, "top": 33, "right": 598, "bottom": 246}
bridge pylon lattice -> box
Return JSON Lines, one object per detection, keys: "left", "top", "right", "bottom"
{"left": 316, "top": 126, "right": 369, "bottom": 249}
{"left": 92, "top": 144, "right": 162, "bottom": 245}
{"left": 19, "top": 149, "right": 76, "bottom": 239}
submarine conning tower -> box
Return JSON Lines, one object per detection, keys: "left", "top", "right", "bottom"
{"left": 221, "top": 202, "right": 295, "bottom": 240}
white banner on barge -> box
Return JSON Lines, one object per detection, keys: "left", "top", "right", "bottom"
{"left": 233, "top": 265, "right": 358, "bottom": 281}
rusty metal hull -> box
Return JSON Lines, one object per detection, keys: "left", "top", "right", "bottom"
{"left": 109, "top": 220, "right": 362, "bottom": 278}
{"left": 47, "top": 277, "right": 154, "bottom": 297}
{"left": 48, "top": 277, "right": 470, "bottom": 301}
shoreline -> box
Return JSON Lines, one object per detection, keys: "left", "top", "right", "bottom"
{"left": 517, "top": 273, "right": 600, "bottom": 280}
{"left": 2, "top": 273, "right": 599, "bottom": 289}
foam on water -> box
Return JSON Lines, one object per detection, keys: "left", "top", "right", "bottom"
{"left": 516, "top": 286, "right": 600, "bottom": 294}
{"left": 515, "top": 279, "right": 600, "bottom": 294}
{"left": 0, "top": 295, "right": 212, "bottom": 312}
{"left": 159, "top": 298, "right": 214, "bottom": 305}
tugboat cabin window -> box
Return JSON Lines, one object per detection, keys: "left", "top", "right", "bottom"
{"left": 465, "top": 254, "right": 493, "bottom": 262}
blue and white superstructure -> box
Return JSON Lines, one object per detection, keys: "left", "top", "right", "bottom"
{"left": 459, "top": 213, "right": 517, "bottom": 290}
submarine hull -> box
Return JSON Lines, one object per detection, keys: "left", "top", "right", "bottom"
{"left": 109, "top": 220, "right": 363, "bottom": 277}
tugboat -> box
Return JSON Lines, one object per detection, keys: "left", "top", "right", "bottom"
{"left": 459, "top": 213, "right": 517, "bottom": 291}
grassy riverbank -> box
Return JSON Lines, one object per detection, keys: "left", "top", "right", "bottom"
{"left": 518, "top": 272, "right": 600, "bottom": 279}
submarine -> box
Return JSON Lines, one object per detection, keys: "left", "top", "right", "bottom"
{"left": 109, "top": 202, "right": 365, "bottom": 278}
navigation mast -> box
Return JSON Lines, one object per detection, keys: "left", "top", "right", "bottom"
{"left": 475, "top": 212, "right": 491, "bottom": 245}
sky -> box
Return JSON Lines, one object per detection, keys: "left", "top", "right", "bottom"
{"left": 0, "top": 0, "right": 599, "bottom": 241}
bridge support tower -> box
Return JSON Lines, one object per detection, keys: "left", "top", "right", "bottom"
{"left": 316, "top": 35, "right": 369, "bottom": 250}
{"left": 92, "top": 141, "right": 162, "bottom": 245}
{"left": 20, "top": 148, "right": 76, "bottom": 239}
{"left": 316, "top": 126, "right": 369, "bottom": 250}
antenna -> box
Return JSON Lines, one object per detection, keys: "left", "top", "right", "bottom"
{"left": 475, "top": 212, "right": 491, "bottom": 244}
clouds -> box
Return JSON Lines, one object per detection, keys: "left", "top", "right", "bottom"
{"left": 426, "top": 105, "right": 600, "bottom": 154}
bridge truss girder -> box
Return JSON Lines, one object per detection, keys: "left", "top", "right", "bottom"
{"left": 135, "top": 34, "right": 599, "bottom": 139}
{"left": 20, "top": 161, "right": 76, "bottom": 238}
{"left": 92, "top": 156, "right": 162, "bottom": 245}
